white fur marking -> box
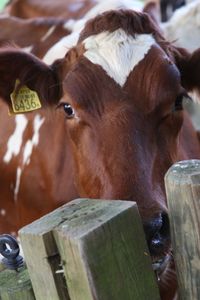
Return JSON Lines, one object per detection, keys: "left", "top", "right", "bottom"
{"left": 41, "top": 25, "right": 56, "bottom": 42}
{"left": 22, "top": 45, "right": 33, "bottom": 53}
{"left": 84, "top": 29, "right": 155, "bottom": 87}
{"left": 43, "top": 31, "right": 80, "bottom": 64}
{"left": 23, "top": 114, "right": 45, "bottom": 166}
{"left": 11, "top": 114, "right": 44, "bottom": 202}
{"left": 14, "top": 167, "right": 22, "bottom": 202}
{"left": 68, "top": 2, "right": 84, "bottom": 12}
{"left": 3, "top": 115, "right": 28, "bottom": 163}
{"left": 43, "top": 0, "right": 143, "bottom": 64}
{"left": 63, "top": 19, "right": 76, "bottom": 31}
{"left": 0, "top": 209, "right": 6, "bottom": 216}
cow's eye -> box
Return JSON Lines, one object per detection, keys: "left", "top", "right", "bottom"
{"left": 57, "top": 102, "right": 75, "bottom": 119}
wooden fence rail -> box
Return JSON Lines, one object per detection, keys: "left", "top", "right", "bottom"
{"left": 165, "top": 159, "right": 200, "bottom": 300}
{"left": 13, "top": 198, "right": 160, "bottom": 300}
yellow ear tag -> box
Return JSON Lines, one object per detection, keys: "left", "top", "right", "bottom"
{"left": 9, "top": 79, "right": 42, "bottom": 114}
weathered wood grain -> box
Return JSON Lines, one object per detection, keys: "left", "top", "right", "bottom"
{"left": 0, "top": 266, "right": 35, "bottom": 300}
{"left": 19, "top": 205, "right": 71, "bottom": 300}
{"left": 54, "top": 199, "right": 160, "bottom": 300}
{"left": 0, "top": 260, "right": 6, "bottom": 272}
{"left": 19, "top": 198, "right": 160, "bottom": 300}
{"left": 165, "top": 159, "right": 200, "bottom": 299}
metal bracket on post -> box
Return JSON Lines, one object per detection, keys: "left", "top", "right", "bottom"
{"left": 0, "top": 234, "right": 24, "bottom": 271}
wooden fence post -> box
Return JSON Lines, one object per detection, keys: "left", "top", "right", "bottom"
{"left": 0, "top": 264, "right": 35, "bottom": 300}
{"left": 165, "top": 159, "right": 200, "bottom": 300}
{"left": 19, "top": 207, "right": 71, "bottom": 300}
{"left": 19, "top": 198, "right": 160, "bottom": 300}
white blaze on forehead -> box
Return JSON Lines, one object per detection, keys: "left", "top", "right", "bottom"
{"left": 3, "top": 115, "right": 28, "bottom": 163}
{"left": 23, "top": 114, "right": 45, "bottom": 166}
{"left": 83, "top": 29, "right": 155, "bottom": 87}
{"left": 45, "top": 0, "right": 143, "bottom": 64}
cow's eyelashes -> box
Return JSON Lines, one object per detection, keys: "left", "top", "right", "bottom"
{"left": 173, "top": 94, "right": 183, "bottom": 111}
{"left": 57, "top": 102, "right": 75, "bottom": 119}
{"left": 173, "top": 92, "right": 192, "bottom": 112}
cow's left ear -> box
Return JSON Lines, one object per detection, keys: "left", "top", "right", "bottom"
{"left": 174, "top": 47, "right": 200, "bottom": 97}
{"left": 0, "top": 47, "right": 63, "bottom": 107}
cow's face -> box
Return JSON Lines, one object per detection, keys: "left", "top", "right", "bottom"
{"left": 57, "top": 13, "right": 186, "bottom": 272}
{"left": 60, "top": 42, "right": 182, "bottom": 209}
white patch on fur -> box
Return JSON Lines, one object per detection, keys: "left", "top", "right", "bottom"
{"left": 9, "top": 115, "right": 44, "bottom": 202}
{"left": 84, "top": 29, "right": 155, "bottom": 87}
{"left": 43, "top": 32, "right": 80, "bottom": 64}
{"left": 68, "top": 2, "right": 84, "bottom": 12}
{"left": 0, "top": 209, "right": 6, "bottom": 216}
{"left": 23, "top": 114, "right": 44, "bottom": 166}
{"left": 63, "top": 19, "right": 76, "bottom": 31}
{"left": 3, "top": 115, "right": 28, "bottom": 163}
{"left": 14, "top": 167, "right": 22, "bottom": 202}
{"left": 41, "top": 25, "right": 56, "bottom": 42}
{"left": 22, "top": 45, "right": 33, "bottom": 53}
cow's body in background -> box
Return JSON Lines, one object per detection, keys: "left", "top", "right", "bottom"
{"left": 144, "top": 0, "right": 200, "bottom": 52}
{"left": 4, "top": 0, "right": 97, "bottom": 19}
{"left": 0, "top": 16, "right": 71, "bottom": 59}
{"left": 160, "top": 0, "right": 185, "bottom": 21}
{"left": 144, "top": 0, "right": 200, "bottom": 130}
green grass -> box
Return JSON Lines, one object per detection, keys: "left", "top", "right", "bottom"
{"left": 0, "top": 0, "right": 9, "bottom": 11}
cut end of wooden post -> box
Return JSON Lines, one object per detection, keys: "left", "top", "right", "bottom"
{"left": 165, "top": 159, "right": 200, "bottom": 183}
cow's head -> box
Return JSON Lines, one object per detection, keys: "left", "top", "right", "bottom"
{"left": 1, "top": 10, "right": 200, "bottom": 295}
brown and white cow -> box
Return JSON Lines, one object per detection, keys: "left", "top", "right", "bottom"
{"left": 1, "top": 9, "right": 200, "bottom": 299}
{"left": 4, "top": 0, "right": 97, "bottom": 19}
{"left": 0, "top": 16, "right": 71, "bottom": 59}
{"left": 143, "top": 0, "right": 200, "bottom": 130}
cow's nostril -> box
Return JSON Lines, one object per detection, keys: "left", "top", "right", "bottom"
{"left": 151, "top": 233, "right": 164, "bottom": 251}
{"left": 144, "top": 212, "right": 170, "bottom": 256}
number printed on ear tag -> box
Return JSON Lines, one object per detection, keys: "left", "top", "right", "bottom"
{"left": 9, "top": 79, "right": 42, "bottom": 114}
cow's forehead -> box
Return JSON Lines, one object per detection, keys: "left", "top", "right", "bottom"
{"left": 63, "top": 26, "right": 180, "bottom": 112}
{"left": 83, "top": 29, "right": 156, "bottom": 87}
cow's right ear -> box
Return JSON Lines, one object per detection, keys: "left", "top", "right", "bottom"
{"left": 174, "top": 47, "right": 200, "bottom": 100}
{"left": 0, "top": 48, "right": 63, "bottom": 108}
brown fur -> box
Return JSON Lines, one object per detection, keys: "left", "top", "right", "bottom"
{"left": 6, "top": 0, "right": 97, "bottom": 19}
{"left": 0, "top": 16, "right": 70, "bottom": 59}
